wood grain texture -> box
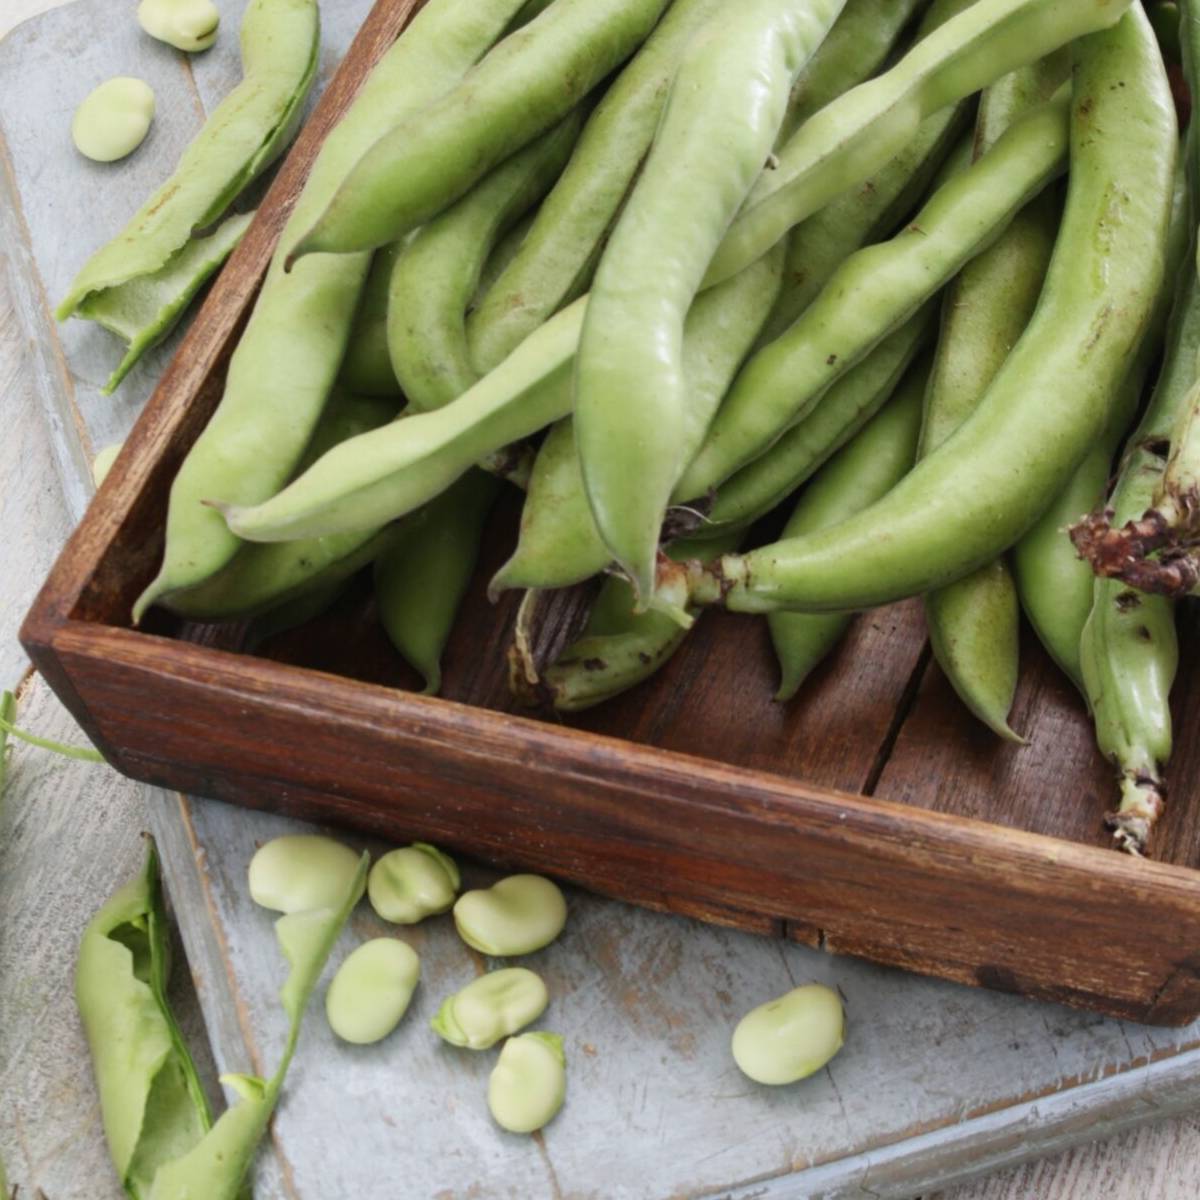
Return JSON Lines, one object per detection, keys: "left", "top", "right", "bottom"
{"left": 8, "top": 1, "right": 1200, "bottom": 1198}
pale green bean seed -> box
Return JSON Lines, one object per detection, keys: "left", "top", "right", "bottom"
{"left": 367, "top": 843, "right": 460, "bottom": 925}
{"left": 71, "top": 78, "right": 155, "bottom": 162}
{"left": 138, "top": 0, "right": 221, "bottom": 52}
{"left": 325, "top": 938, "right": 420, "bottom": 1044}
{"left": 453, "top": 874, "right": 566, "bottom": 956}
{"left": 431, "top": 967, "right": 548, "bottom": 1050}
{"left": 488, "top": 1032, "right": 566, "bottom": 1133}
{"left": 92, "top": 443, "right": 122, "bottom": 487}
{"left": 247, "top": 834, "right": 362, "bottom": 914}
{"left": 731, "top": 983, "right": 845, "bottom": 1085}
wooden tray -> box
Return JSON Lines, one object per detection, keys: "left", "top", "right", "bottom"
{"left": 20, "top": 0, "right": 1200, "bottom": 1027}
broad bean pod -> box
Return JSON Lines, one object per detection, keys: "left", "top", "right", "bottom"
{"left": 770, "top": 356, "right": 926, "bottom": 701}
{"left": 133, "top": 0, "right": 530, "bottom": 622}
{"left": 164, "top": 393, "right": 398, "bottom": 622}
{"left": 220, "top": 300, "right": 586, "bottom": 543}
{"left": 467, "top": 0, "right": 728, "bottom": 373}
{"left": 699, "top": 10, "right": 1176, "bottom": 617}
{"left": 776, "top": 0, "right": 926, "bottom": 145}
{"left": 574, "top": 0, "right": 847, "bottom": 601}
{"left": 677, "top": 92, "right": 1071, "bottom": 500}
{"left": 692, "top": 305, "right": 935, "bottom": 540}
{"left": 59, "top": 0, "right": 317, "bottom": 319}
{"left": 1018, "top": 155, "right": 1195, "bottom": 690}
{"left": 539, "top": 530, "right": 742, "bottom": 712}
{"left": 374, "top": 470, "right": 501, "bottom": 695}
{"left": 76, "top": 841, "right": 211, "bottom": 1196}
{"left": 388, "top": 114, "right": 582, "bottom": 413}
{"left": 704, "top": 0, "right": 1133, "bottom": 287}
{"left": 80, "top": 211, "right": 252, "bottom": 394}
{"left": 289, "top": 0, "right": 670, "bottom": 261}
{"left": 490, "top": 249, "right": 782, "bottom": 596}
{"left": 919, "top": 61, "right": 1065, "bottom": 741}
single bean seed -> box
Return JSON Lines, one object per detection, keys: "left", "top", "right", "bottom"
{"left": 731, "top": 984, "right": 845, "bottom": 1086}
{"left": 247, "top": 835, "right": 362, "bottom": 914}
{"left": 325, "top": 939, "right": 420, "bottom": 1044}
{"left": 488, "top": 1032, "right": 566, "bottom": 1134}
{"left": 138, "top": 0, "right": 220, "bottom": 53}
{"left": 368, "top": 843, "right": 460, "bottom": 925}
{"left": 92, "top": 444, "right": 123, "bottom": 488}
{"left": 453, "top": 875, "right": 567, "bottom": 957}
{"left": 71, "top": 78, "right": 155, "bottom": 162}
{"left": 431, "top": 967, "right": 549, "bottom": 1050}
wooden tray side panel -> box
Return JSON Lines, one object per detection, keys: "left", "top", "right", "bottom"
{"left": 48, "top": 623, "right": 1200, "bottom": 1025}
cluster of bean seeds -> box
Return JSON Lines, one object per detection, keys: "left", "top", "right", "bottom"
{"left": 246, "top": 834, "right": 846, "bottom": 1119}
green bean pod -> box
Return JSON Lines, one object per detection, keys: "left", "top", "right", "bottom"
{"left": 541, "top": 532, "right": 742, "bottom": 712}
{"left": 1017, "top": 154, "right": 1195, "bottom": 690}
{"left": 58, "top": 0, "right": 318, "bottom": 320}
{"left": 677, "top": 92, "right": 1071, "bottom": 501}
{"left": 704, "top": 0, "right": 1132, "bottom": 287}
{"left": 575, "top": 0, "right": 845, "bottom": 602}
{"left": 338, "top": 244, "right": 403, "bottom": 398}
{"left": 133, "top": 0, "right": 530, "bottom": 623}
{"left": 290, "top": 0, "right": 670, "bottom": 261}
{"left": 387, "top": 113, "right": 582, "bottom": 413}
{"left": 776, "top": 0, "right": 927, "bottom": 145}
{"left": 79, "top": 211, "right": 253, "bottom": 395}
{"left": 771, "top": 355, "right": 927, "bottom": 701}
{"left": 77, "top": 841, "right": 211, "bottom": 1197}
{"left": 703, "top": 10, "right": 1176, "bottom": 617}
{"left": 221, "top": 299, "right": 586, "bottom": 543}
{"left": 919, "top": 62, "right": 1065, "bottom": 741}
{"left": 695, "top": 303, "right": 937, "bottom": 539}
{"left": 164, "top": 393, "right": 399, "bottom": 621}
{"left": 466, "top": 0, "right": 728, "bottom": 373}
{"left": 374, "top": 470, "right": 501, "bottom": 695}
{"left": 489, "top": 249, "right": 784, "bottom": 596}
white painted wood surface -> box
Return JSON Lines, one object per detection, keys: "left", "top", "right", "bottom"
{"left": 4, "top": 2, "right": 1200, "bottom": 1197}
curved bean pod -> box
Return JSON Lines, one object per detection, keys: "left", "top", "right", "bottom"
{"left": 164, "top": 393, "right": 398, "bottom": 621}
{"left": 289, "top": 0, "right": 670, "bottom": 261}
{"left": 919, "top": 62, "right": 1065, "bottom": 741}
{"left": 575, "top": 0, "right": 846, "bottom": 602}
{"left": 776, "top": 0, "right": 926, "bottom": 145}
{"left": 80, "top": 211, "right": 252, "bottom": 394}
{"left": 1018, "top": 156, "right": 1195, "bottom": 690}
{"left": 58, "top": 0, "right": 318, "bottom": 319}
{"left": 696, "top": 303, "right": 936, "bottom": 539}
{"left": 490, "top": 249, "right": 783, "bottom": 596}
{"left": 374, "top": 470, "right": 501, "bottom": 695}
{"left": 221, "top": 300, "right": 586, "bottom": 543}
{"left": 467, "top": 0, "right": 728, "bottom": 373}
{"left": 704, "top": 0, "right": 1132, "bottom": 287}
{"left": 770, "top": 355, "right": 926, "bottom": 701}
{"left": 387, "top": 113, "right": 582, "bottom": 413}
{"left": 133, "top": 0, "right": 530, "bottom": 622}
{"left": 540, "top": 531, "right": 743, "bottom": 712}
{"left": 677, "top": 92, "right": 1071, "bottom": 500}
{"left": 702, "top": 10, "right": 1176, "bottom": 617}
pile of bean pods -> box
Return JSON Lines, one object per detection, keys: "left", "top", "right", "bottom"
{"left": 72, "top": 0, "right": 1200, "bottom": 857}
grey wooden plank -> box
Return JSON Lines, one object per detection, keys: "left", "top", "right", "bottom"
{"left": 6, "top": 2, "right": 1200, "bottom": 1198}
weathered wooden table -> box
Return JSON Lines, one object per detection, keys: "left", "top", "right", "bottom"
{"left": 4, "top": 2, "right": 1200, "bottom": 1197}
